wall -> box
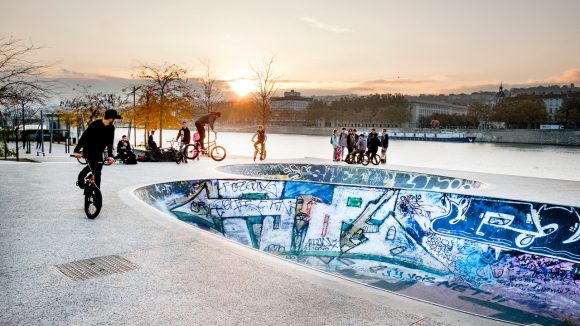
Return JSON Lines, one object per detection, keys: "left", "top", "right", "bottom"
{"left": 217, "top": 163, "right": 483, "bottom": 190}
{"left": 221, "top": 125, "right": 580, "bottom": 146}
{"left": 135, "top": 175, "right": 580, "bottom": 325}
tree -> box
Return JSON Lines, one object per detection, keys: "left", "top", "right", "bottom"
{"left": 251, "top": 57, "right": 278, "bottom": 127}
{"left": 198, "top": 60, "right": 223, "bottom": 113}
{"left": 0, "top": 37, "right": 52, "bottom": 160}
{"left": 557, "top": 91, "right": 580, "bottom": 128}
{"left": 61, "top": 87, "right": 124, "bottom": 131}
{"left": 137, "top": 63, "right": 190, "bottom": 144}
{"left": 496, "top": 95, "right": 547, "bottom": 128}
{"left": 468, "top": 103, "right": 496, "bottom": 128}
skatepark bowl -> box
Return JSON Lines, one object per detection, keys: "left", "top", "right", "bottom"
{"left": 134, "top": 163, "right": 580, "bottom": 325}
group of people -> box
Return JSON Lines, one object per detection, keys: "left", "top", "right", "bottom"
{"left": 146, "top": 111, "right": 267, "bottom": 162}
{"left": 331, "top": 127, "right": 389, "bottom": 163}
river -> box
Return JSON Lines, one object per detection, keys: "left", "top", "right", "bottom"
{"left": 116, "top": 128, "right": 580, "bottom": 182}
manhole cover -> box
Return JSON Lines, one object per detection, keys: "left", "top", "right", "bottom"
{"left": 55, "top": 255, "right": 138, "bottom": 281}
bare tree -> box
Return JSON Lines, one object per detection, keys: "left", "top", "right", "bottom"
{"left": 0, "top": 37, "right": 52, "bottom": 105}
{"left": 0, "top": 36, "right": 53, "bottom": 160}
{"left": 198, "top": 59, "right": 223, "bottom": 113}
{"left": 61, "top": 85, "right": 124, "bottom": 131}
{"left": 137, "top": 63, "right": 188, "bottom": 144}
{"left": 251, "top": 56, "right": 279, "bottom": 127}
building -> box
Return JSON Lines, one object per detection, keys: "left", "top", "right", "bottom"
{"left": 542, "top": 96, "right": 563, "bottom": 122}
{"left": 408, "top": 100, "right": 469, "bottom": 127}
{"left": 271, "top": 90, "right": 312, "bottom": 111}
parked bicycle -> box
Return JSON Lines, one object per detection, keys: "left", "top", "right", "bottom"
{"left": 72, "top": 155, "right": 110, "bottom": 219}
{"left": 345, "top": 151, "right": 368, "bottom": 166}
{"left": 147, "top": 140, "right": 179, "bottom": 162}
{"left": 183, "top": 136, "right": 226, "bottom": 161}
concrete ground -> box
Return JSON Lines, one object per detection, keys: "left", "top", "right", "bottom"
{"left": 2, "top": 145, "right": 579, "bottom": 326}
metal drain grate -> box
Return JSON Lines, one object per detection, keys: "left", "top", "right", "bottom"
{"left": 55, "top": 255, "right": 138, "bottom": 281}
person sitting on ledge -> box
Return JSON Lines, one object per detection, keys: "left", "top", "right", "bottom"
{"left": 116, "top": 135, "right": 136, "bottom": 163}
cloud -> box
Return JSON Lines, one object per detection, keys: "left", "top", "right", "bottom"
{"left": 543, "top": 68, "right": 580, "bottom": 84}
{"left": 302, "top": 17, "right": 351, "bottom": 33}
{"left": 359, "top": 78, "right": 429, "bottom": 86}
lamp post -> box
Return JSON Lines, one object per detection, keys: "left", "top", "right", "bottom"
{"left": 123, "top": 85, "right": 143, "bottom": 147}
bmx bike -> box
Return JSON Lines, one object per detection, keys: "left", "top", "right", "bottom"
{"left": 72, "top": 155, "right": 112, "bottom": 219}
{"left": 183, "top": 137, "right": 226, "bottom": 162}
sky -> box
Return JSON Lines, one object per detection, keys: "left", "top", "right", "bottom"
{"left": 1, "top": 0, "right": 579, "bottom": 99}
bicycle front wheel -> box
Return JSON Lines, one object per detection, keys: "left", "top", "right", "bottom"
{"left": 84, "top": 186, "right": 102, "bottom": 219}
{"left": 371, "top": 154, "right": 380, "bottom": 166}
{"left": 183, "top": 144, "right": 199, "bottom": 160}
{"left": 210, "top": 146, "right": 226, "bottom": 161}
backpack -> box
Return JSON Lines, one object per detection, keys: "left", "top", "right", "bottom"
{"left": 125, "top": 152, "right": 138, "bottom": 165}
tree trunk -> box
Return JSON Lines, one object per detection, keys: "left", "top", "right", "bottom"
{"left": 15, "top": 128, "right": 19, "bottom": 161}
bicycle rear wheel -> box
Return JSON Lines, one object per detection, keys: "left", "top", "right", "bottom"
{"left": 361, "top": 154, "right": 370, "bottom": 166}
{"left": 210, "top": 146, "right": 226, "bottom": 161}
{"left": 84, "top": 186, "right": 102, "bottom": 219}
{"left": 149, "top": 150, "right": 162, "bottom": 162}
{"left": 183, "top": 144, "right": 199, "bottom": 160}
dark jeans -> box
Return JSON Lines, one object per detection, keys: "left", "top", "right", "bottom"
{"left": 195, "top": 122, "right": 205, "bottom": 148}
{"left": 78, "top": 160, "right": 103, "bottom": 188}
{"left": 254, "top": 141, "right": 265, "bottom": 160}
{"left": 116, "top": 151, "right": 136, "bottom": 163}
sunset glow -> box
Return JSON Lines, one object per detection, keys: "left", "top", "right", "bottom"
{"left": 228, "top": 79, "right": 256, "bottom": 97}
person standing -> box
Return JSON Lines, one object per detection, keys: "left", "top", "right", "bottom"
{"left": 176, "top": 121, "right": 191, "bottom": 163}
{"left": 195, "top": 111, "right": 221, "bottom": 150}
{"left": 380, "top": 128, "right": 389, "bottom": 164}
{"left": 367, "top": 132, "right": 381, "bottom": 159}
{"left": 339, "top": 127, "right": 348, "bottom": 161}
{"left": 251, "top": 125, "right": 267, "bottom": 161}
{"left": 331, "top": 129, "right": 340, "bottom": 161}
{"left": 147, "top": 130, "right": 158, "bottom": 150}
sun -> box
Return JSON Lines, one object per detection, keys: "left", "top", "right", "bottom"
{"left": 228, "top": 79, "right": 255, "bottom": 97}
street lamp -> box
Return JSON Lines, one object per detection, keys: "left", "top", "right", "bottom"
{"left": 122, "top": 85, "right": 143, "bottom": 147}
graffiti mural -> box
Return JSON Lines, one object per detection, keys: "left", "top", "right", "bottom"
{"left": 135, "top": 178, "right": 580, "bottom": 325}
{"left": 217, "top": 163, "right": 483, "bottom": 191}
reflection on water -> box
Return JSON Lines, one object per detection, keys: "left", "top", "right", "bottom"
{"left": 116, "top": 128, "right": 580, "bottom": 181}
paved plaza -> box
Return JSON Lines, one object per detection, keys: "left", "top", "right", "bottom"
{"left": 2, "top": 146, "right": 579, "bottom": 325}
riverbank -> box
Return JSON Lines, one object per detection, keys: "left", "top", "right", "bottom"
{"left": 220, "top": 125, "right": 580, "bottom": 146}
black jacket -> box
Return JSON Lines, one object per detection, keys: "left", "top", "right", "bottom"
{"left": 148, "top": 135, "right": 157, "bottom": 149}
{"left": 368, "top": 135, "right": 381, "bottom": 151}
{"left": 74, "top": 120, "right": 114, "bottom": 160}
{"left": 380, "top": 133, "right": 389, "bottom": 148}
{"left": 117, "top": 140, "right": 131, "bottom": 155}
{"left": 176, "top": 127, "right": 191, "bottom": 144}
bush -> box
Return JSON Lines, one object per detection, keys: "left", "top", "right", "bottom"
{"left": 0, "top": 141, "right": 15, "bottom": 158}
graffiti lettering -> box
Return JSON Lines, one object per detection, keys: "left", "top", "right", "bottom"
{"left": 303, "top": 237, "right": 338, "bottom": 251}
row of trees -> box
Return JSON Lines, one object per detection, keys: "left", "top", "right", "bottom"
{"left": 306, "top": 94, "right": 412, "bottom": 125}
{"left": 0, "top": 37, "right": 53, "bottom": 159}
{"left": 417, "top": 93, "right": 580, "bottom": 129}
{"left": 1, "top": 35, "right": 281, "bottom": 161}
